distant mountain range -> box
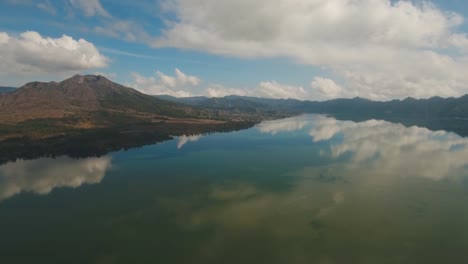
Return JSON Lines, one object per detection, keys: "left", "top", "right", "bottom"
{"left": 157, "top": 95, "right": 306, "bottom": 116}
{"left": 2, "top": 75, "right": 468, "bottom": 142}
{"left": 157, "top": 94, "right": 468, "bottom": 119}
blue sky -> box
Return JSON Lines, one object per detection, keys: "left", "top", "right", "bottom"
{"left": 1, "top": 0, "right": 468, "bottom": 100}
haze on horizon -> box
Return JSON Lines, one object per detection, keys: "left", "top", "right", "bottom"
{"left": 2, "top": 0, "right": 468, "bottom": 101}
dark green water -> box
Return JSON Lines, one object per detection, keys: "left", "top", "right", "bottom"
{"left": 1, "top": 115, "right": 468, "bottom": 263}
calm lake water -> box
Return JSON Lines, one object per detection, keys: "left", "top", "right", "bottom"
{"left": 1, "top": 115, "right": 468, "bottom": 263}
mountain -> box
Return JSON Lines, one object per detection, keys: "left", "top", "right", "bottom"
{"left": 155, "top": 95, "right": 300, "bottom": 119}
{"left": 0, "top": 75, "right": 264, "bottom": 141}
{"left": 157, "top": 95, "right": 210, "bottom": 105}
{"left": 0, "top": 75, "right": 199, "bottom": 124}
{"left": 3, "top": 75, "right": 468, "bottom": 141}
{"left": 0, "top": 86, "right": 15, "bottom": 94}
{"left": 298, "top": 95, "right": 468, "bottom": 119}
{"left": 159, "top": 94, "right": 468, "bottom": 119}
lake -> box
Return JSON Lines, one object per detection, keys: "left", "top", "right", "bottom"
{"left": 1, "top": 114, "right": 468, "bottom": 264}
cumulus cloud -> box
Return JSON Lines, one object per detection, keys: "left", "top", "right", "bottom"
{"left": 130, "top": 70, "right": 321, "bottom": 99}
{"left": 310, "top": 77, "right": 344, "bottom": 99}
{"left": 129, "top": 68, "right": 201, "bottom": 97}
{"left": 130, "top": 68, "right": 327, "bottom": 99}
{"left": 205, "top": 85, "right": 247, "bottom": 98}
{"left": 205, "top": 82, "right": 312, "bottom": 99}
{"left": 0, "top": 31, "right": 108, "bottom": 75}
{"left": 70, "top": 0, "right": 110, "bottom": 17}
{"left": 156, "top": 0, "right": 466, "bottom": 54}
{"left": 0, "top": 32, "right": 9, "bottom": 44}
{"left": 166, "top": 68, "right": 201, "bottom": 87}
{"left": 153, "top": 0, "right": 468, "bottom": 100}
{"left": 256, "top": 81, "right": 308, "bottom": 99}
{"left": 0, "top": 156, "right": 111, "bottom": 201}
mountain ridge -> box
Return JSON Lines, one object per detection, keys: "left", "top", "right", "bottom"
{"left": 3, "top": 75, "right": 468, "bottom": 141}
{"left": 156, "top": 93, "right": 468, "bottom": 119}
{"left": 0, "top": 75, "right": 198, "bottom": 124}
{"left": 0, "top": 75, "right": 266, "bottom": 141}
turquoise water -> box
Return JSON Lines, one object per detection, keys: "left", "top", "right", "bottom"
{"left": 1, "top": 115, "right": 468, "bottom": 263}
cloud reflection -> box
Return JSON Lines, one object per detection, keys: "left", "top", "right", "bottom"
{"left": 0, "top": 156, "right": 112, "bottom": 201}
{"left": 148, "top": 115, "right": 468, "bottom": 262}
{"left": 177, "top": 135, "right": 202, "bottom": 149}
{"left": 162, "top": 181, "right": 350, "bottom": 263}
{"left": 310, "top": 117, "right": 468, "bottom": 181}
{"left": 257, "top": 116, "right": 309, "bottom": 135}
{"left": 308, "top": 116, "right": 345, "bottom": 142}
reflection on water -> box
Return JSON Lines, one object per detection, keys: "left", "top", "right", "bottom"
{"left": 1, "top": 115, "right": 468, "bottom": 263}
{"left": 256, "top": 115, "right": 468, "bottom": 180}
{"left": 257, "top": 116, "right": 309, "bottom": 135}
{"left": 309, "top": 116, "right": 468, "bottom": 181}
{"left": 177, "top": 134, "right": 202, "bottom": 149}
{"left": 0, "top": 156, "right": 111, "bottom": 201}
{"left": 310, "top": 118, "right": 468, "bottom": 179}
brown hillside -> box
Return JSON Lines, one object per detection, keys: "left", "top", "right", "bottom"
{"left": 0, "top": 75, "right": 196, "bottom": 124}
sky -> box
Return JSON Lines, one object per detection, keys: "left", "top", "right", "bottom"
{"left": 1, "top": 0, "right": 468, "bottom": 101}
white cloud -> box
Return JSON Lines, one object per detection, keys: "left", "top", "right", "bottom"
{"left": 70, "top": 0, "right": 110, "bottom": 17}
{"left": 256, "top": 81, "right": 308, "bottom": 99}
{"left": 174, "top": 68, "right": 201, "bottom": 86}
{"left": 130, "top": 69, "right": 322, "bottom": 100}
{"left": 129, "top": 68, "right": 201, "bottom": 97}
{"left": 156, "top": 0, "right": 466, "bottom": 54}
{"left": 0, "top": 31, "right": 108, "bottom": 75}
{"left": 205, "top": 85, "right": 247, "bottom": 98}
{"left": 0, "top": 32, "right": 9, "bottom": 44}
{"left": 310, "top": 77, "right": 343, "bottom": 99}
{"left": 205, "top": 81, "right": 312, "bottom": 99}
{"left": 0, "top": 156, "right": 111, "bottom": 201}
{"left": 155, "top": 68, "right": 201, "bottom": 88}
{"left": 152, "top": 0, "right": 468, "bottom": 100}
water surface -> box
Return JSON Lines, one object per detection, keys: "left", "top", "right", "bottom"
{"left": 1, "top": 115, "right": 468, "bottom": 263}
